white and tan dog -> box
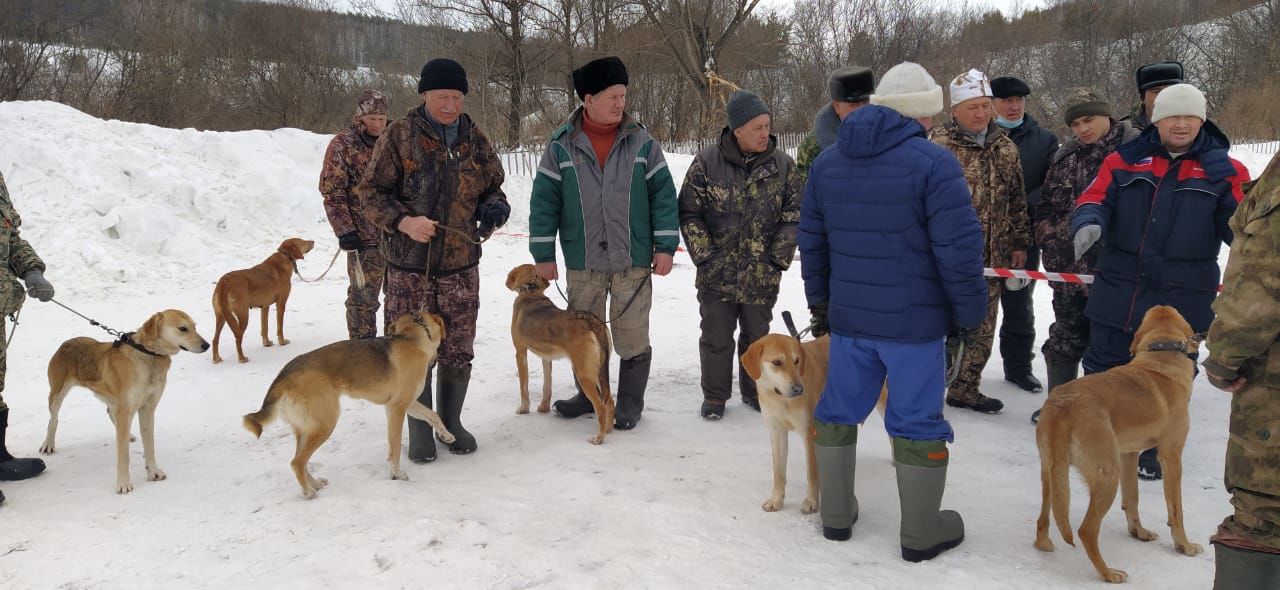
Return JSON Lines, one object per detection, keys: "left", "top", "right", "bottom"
{"left": 39, "top": 309, "right": 210, "bottom": 493}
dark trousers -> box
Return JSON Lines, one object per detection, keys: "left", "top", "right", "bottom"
{"left": 999, "top": 246, "right": 1038, "bottom": 376}
{"left": 697, "top": 290, "right": 772, "bottom": 404}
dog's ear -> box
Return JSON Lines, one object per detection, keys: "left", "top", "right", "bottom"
{"left": 741, "top": 340, "right": 764, "bottom": 382}
{"left": 139, "top": 312, "right": 164, "bottom": 341}
{"left": 287, "top": 240, "right": 306, "bottom": 260}
{"left": 505, "top": 268, "right": 519, "bottom": 291}
{"left": 795, "top": 340, "right": 807, "bottom": 378}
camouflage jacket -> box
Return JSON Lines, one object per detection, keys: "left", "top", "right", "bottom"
{"left": 929, "top": 122, "right": 1031, "bottom": 268}
{"left": 1120, "top": 102, "right": 1152, "bottom": 131}
{"left": 795, "top": 103, "right": 840, "bottom": 183}
{"left": 1208, "top": 151, "right": 1280, "bottom": 387}
{"left": 0, "top": 171, "right": 45, "bottom": 315}
{"left": 679, "top": 129, "right": 800, "bottom": 304}
{"left": 319, "top": 121, "right": 382, "bottom": 248}
{"left": 356, "top": 106, "right": 507, "bottom": 277}
{"left": 1036, "top": 119, "right": 1139, "bottom": 294}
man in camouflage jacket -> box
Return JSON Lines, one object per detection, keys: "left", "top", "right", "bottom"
{"left": 320, "top": 89, "right": 389, "bottom": 339}
{"left": 356, "top": 58, "right": 509, "bottom": 461}
{"left": 0, "top": 170, "right": 56, "bottom": 501}
{"left": 795, "top": 67, "right": 875, "bottom": 182}
{"left": 679, "top": 90, "right": 799, "bottom": 419}
{"left": 1204, "top": 151, "right": 1280, "bottom": 588}
{"left": 929, "top": 68, "right": 1030, "bottom": 414}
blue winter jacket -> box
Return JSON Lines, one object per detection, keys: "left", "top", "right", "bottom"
{"left": 799, "top": 105, "right": 988, "bottom": 341}
{"left": 1071, "top": 121, "right": 1249, "bottom": 333}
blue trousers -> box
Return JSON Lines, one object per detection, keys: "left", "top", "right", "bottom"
{"left": 815, "top": 334, "right": 954, "bottom": 442}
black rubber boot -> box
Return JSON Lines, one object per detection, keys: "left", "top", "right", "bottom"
{"left": 1214, "top": 543, "right": 1280, "bottom": 590}
{"left": 815, "top": 420, "right": 858, "bottom": 541}
{"left": 436, "top": 364, "right": 476, "bottom": 454}
{"left": 406, "top": 370, "right": 437, "bottom": 464}
{"left": 0, "top": 408, "right": 47, "bottom": 481}
{"left": 553, "top": 354, "right": 610, "bottom": 419}
{"left": 1032, "top": 358, "right": 1080, "bottom": 424}
{"left": 614, "top": 348, "right": 651, "bottom": 430}
{"left": 895, "top": 437, "right": 964, "bottom": 562}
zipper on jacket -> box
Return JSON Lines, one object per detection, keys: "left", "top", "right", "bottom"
{"left": 1123, "top": 159, "right": 1172, "bottom": 331}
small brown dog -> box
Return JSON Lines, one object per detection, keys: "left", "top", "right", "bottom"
{"left": 211, "top": 237, "right": 315, "bottom": 364}
{"left": 39, "top": 310, "right": 210, "bottom": 493}
{"left": 741, "top": 334, "right": 887, "bottom": 514}
{"left": 242, "top": 310, "right": 453, "bottom": 499}
{"left": 1034, "top": 305, "right": 1203, "bottom": 584}
{"left": 505, "top": 264, "right": 613, "bottom": 445}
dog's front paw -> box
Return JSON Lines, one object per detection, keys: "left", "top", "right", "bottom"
{"left": 238, "top": 356, "right": 249, "bottom": 364}
{"left": 146, "top": 467, "right": 167, "bottom": 482}
{"left": 1101, "top": 568, "right": 1127, "bottom": 584}
{"left": 1176, "top": 541, "right": 1204, "bottom": 556}
{"left": 800, "top": 497, "right": 818, "bottom": 514}
{"left": 1033, "top": 537, "right": 1055, "bottom": 552}
{"left": 516, "top": 402, "right": 530, "bottom": 415}
{"left": 1128, "top": 525, "right": 1158, "bottom": 542}
{"left": 437, "top": 430, "right": 456, "bottom": 444}
{"left": 391, "top": 469, "right": 409, "bottom": 481}
{"left": 117, "top": 479, "right": 135, "bottom": 494}
{"left": 263, "top": 341, "right": 274, "bottom": 348}
{"left": 279, "top": 338, "right": 290, "bottom": 346}
{"left": 212, "top": 356, "right": 223, "bottom": 364}
{"left": 302, "top": 487, "right": 317, "bottom": 500}
{"left": 536, "top": 403, "right": 550, "bottom": 414}
{"left": 39, "top": 441, "right": 55, "bottom": 455}
{"left": 588, "top": 434, "right": 604, "bottom": 445}
{"left": 762, "top": 497, "right": 783, "bottom": 512}
{"left": 315, "top": 478, "right": 328, "bottom": 489}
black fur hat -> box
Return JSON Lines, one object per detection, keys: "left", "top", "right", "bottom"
{"left": 828, "top": 66, "right": 875, "bottom": 103}
{"left": 1135, "top": 61, "right": 1184, "bottom": 94}
{"left": 573, "top": 57, "right": 629, "bottom": 101}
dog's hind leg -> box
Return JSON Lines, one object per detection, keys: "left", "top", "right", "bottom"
{"left": 290, "top": 421, "right": 334, "bottom": 500}
{"left": 260, "top": 305, "right": 273, "bottom": 348}
{"left": 801, "top": 422, "right": 819, "bottom": 514}
{"left": 212, "top": 311, "right": 226, "bottom": 364}
{"left": 515, "top": 347, "right": 531, "bottom": 414}
{"left": 39, "top": 377, "right": 74, "bottom": 454}
{"left": 1079, "top": 436, "right": 1126, "bottom": 583}
{"left": 385, "top": 403, "right": 410, "bottom": 480}
{"left": 1120, "top": 451, "right": 1157, "bottom": 542}
{"left": 232, "top": 303, "right": 251, "bottom": 363}
{"left": 137, "top": 400, "right": 166, "bottom": 482}
{"left": 1158, "top": 438, "right": 1203, "bottom": 556}
{"left": 576, "top": 371, "right": 608, "bottom": 445}
{"left": 539, "top": 358, "right": 554, "bottom": 414}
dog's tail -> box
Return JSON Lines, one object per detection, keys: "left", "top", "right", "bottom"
{"left": 1040, "top": 410, "right": 1076, "bottom": 547}
{"left": 592, "top": 319, "right": 612, "bottom": 404}
{"left": 243, "top": 382, "right": 285, "bottom": 439}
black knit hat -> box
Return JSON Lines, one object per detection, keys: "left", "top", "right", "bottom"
{"left": 573, "top": 57, "right": 629, "bottom": 101}
{"left": 418, "top": 58, "right": 468, "bottom": 95}
{"left": 828, "top": 66, "right": 874, "bottom": 103}
{"left": 1135, "top": 61, "right": 1183, "bottom": 94}
{"left": 990, "top": 76, "right": 1031, "bottom": 98}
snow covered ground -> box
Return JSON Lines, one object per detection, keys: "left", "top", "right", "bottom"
{"left": 0, "top": 101, "right": 1274, "bottom": 589}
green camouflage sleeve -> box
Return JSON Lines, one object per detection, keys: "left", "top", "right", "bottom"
{"left": 677, "top": 156, "right": 718, "bottom": 265}
{"left": 795, "top": 132, "right": 818, "bottom": 183}
{"left": 767, "top": 160, "right": 801, "bottom": 270}
{"left": 1208, "top": 152, "right": 1280, "bottom": 371}
{"left": 0, "top": 171, "right": 46, "bottom": 277}
{"left": 355, "top": 123, "right": 408, "bottom": 233}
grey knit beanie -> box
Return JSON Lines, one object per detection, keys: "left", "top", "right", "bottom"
{"left": 726, "top": 90, "right": 770, "bottom": 130}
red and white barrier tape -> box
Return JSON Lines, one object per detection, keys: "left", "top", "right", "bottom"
{"left": 985, "top": 268, "right": 1093, "bottom": 284}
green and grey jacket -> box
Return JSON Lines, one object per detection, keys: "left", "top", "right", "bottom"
{"left": 529, "top": 108, "right": 679, "bottom": 273}
{"left": 679, "top": 129, "right": 799, "bottom": 304}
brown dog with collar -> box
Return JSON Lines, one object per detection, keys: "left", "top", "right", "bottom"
{"left": 505, "top": 264, "right": 614, "bottom": 445}
{"left": 1034, "top": 305, "right": 1203, "bottom": 583}
{"left": 211, "top": 237, "right": 314, "bottom": 363}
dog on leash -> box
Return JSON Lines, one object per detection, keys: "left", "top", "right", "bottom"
{"left": 242, "top": 310, "right": 453, "bottom": 499}
{"left": 741, "top": 333, "right": 888, "bottom": 514}
{"left": 39, "top": 310, "right": 209, "bottom": 493}
{"left": 211, "top": 237, "right": 315, "bottom": 364}
{"left": 505, "top": 264, "right": 614, "bottom": 445}
{"left": 1034, "top": 305, "right": 1203, "bottom": 583}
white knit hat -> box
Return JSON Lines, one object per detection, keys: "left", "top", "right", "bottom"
{"left": 870, "top": 62, "right": 943, "bottom": 118}
{"left": 1151, "top": 83, "right": 1207, "bottom": 123}
{"left": 949, "top": 68, "right": 992, "bottom": 107}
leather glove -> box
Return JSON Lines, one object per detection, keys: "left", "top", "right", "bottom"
{"left": 337, "top": 232, "right": 362, "bottom": 251}
{"left": 477, "top": 200, "right": 511, "bottom": 240}
{"left": 809, "top": 303, "right": 829, "bottom": 338}
{"left": 23, "top": 270, "right": 54, "bottom": 302}
{"left": 1073, "top": 225, "right": 1101, "bottom": 261}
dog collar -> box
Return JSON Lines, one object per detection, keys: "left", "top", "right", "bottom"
{"left": 277, "top": 248, "right": 298, "bottom": 262}
{"left": 1147, "top": 340, "right": 1188, "bottom": 352}
{"left": 113, "top": 332, "right": 163, "bottom": 357}
{"left": 519, "top": 281, "right": 541, "bottom": 292}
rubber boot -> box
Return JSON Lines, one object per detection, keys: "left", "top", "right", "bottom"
{"left": 0, "top": 407, "right": 47, "bottom": 481}
{"left": 406, "top": 370, "right": 437, "bottom": 464}
{"left": 894, "top": 437, "right": 965, "bottom": 562}
{"left": 553, "top": 354, "right": 610, "bottom": 419}
{"left": 436, "top": 364, "right": 476, "bottom": 454}
{"left": 1031, "top": 357, "right": 1079, "bottom": 424}
{"left": 614, "top": 348, "right": 651, "bottom": 430}
{"left": 1214, "top": 543, "right": 1280, "bottom": 590}
{"left": 815, "top": 420, "right": 859, "bottom": 541}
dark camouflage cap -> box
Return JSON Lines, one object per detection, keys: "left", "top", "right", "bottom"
{"left": 356, "top": 89, "right": 388, "bottom": 116}
{"left": 1063, "top": 87, "right": 1112, "bottom": 125}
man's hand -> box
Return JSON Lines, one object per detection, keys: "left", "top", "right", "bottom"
{"left": 535, "top": 262, "right": 558, "bottom": 282}
{"left": 1204, "top": 359, "right": 1247, "bottom": 393}
{"left": 1010, "top": 250, "right": 1027, "bottom": 270}
{"left": 397, "top": 216, "right": 437, "bottom": 243}
{"left": 652, "top": 253, "right": 674, "bottom": 276}
{"left": 23, "top": 270, "right": 54, "bottom": 302}
{"left": 337, "top": 232, "right": 362, "bottom": 251}
{"left": 1074, "top": 225, "right": 1101, "bottom": 261}
{"left": 809, "top": 303, "right": 829, "bottom": 338}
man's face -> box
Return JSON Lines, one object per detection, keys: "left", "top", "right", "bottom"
{"left": 1155, "top": 115, "right": 1203, "bottom": 152}
{"left": 992, "top": 95, "right": 1025, "bottom": 122}
{"left": 1069, "top": 115, "right": 1111, "bottom": 145}
{"left": 584, "top": 85, "right": 627, "bottom": 126}
{"left": 732, "top": 113, "right": 771, "bottom": 154}
{"left": 833, "top": 100, "right": 866, "bottom": 121}
{"left": 361, "top": 114, "right": 387, "bottom": 137}
{"left": 952, "top": 97, "right": 992, "bottom": 134}
{"left": 423, "top": 90, "right": 464, "bottom": 125}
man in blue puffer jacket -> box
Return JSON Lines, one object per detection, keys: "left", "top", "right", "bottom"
{"left": 798, "top": 62, "right": 987, "bottom": 562}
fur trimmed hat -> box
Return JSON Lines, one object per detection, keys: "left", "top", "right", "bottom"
{"left": 828, "top": 66, "right": 875, "bottom": 103}
{"left": 870, "top": 62, "right": 943, "bottom": 118}
{"left": 572, "top": 57, "right": 629, "bottom": 101}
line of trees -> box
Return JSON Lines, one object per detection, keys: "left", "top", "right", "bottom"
{"left": 1, "top": 0, "right": 1276, "bottom": 145}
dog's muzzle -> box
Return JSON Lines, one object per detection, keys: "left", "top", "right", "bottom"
{"left": 776, "top": 383, "right": 805, "bottom": 398}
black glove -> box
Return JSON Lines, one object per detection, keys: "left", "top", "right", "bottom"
{"left": 23, "top": 270, "right": 54, "bottom": 302}
{"left": 947, "top": 325, "right": 976, "bottom": 348}
{"left": 809, "top": 303, "right": 829, "bottom": 338}
{"left": 337, "top": 232, "right": 362, "bottom": 251}
{"left": 476, "top": 200, "right": 510, "bottom": 240}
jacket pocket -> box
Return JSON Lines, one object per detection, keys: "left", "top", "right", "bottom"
{"left": 1165, "top": 178, "right": 1227, "bottom": 260}
{"left": 380, "top": 230, "right": 431, "bottom": 270}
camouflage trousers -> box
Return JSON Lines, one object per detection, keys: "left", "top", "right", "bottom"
{"left": 1217, "top": 382, "right": 1280, "bottom": 552}
{"left": 1041, "top": 285, "right": 1090, "bottom": 364}
{"left": 345, "top": 249, "right": 387, "bottom": 339}
{"left": 384, "top": 265, "right": 479, "bottom": 368}
{"left": 566, "top": 267, "right": 652, "bottom": 360}
{"left": 0, "top": 316, "right": 7, "bottom": 412}
{"left": 947, "top": 280, "right": 1001, "bottom": 403}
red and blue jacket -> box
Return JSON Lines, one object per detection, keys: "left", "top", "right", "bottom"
{"left": 1071, "top": 121, "right": 1249, "bottom": 333}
